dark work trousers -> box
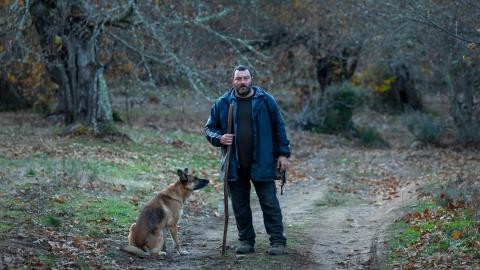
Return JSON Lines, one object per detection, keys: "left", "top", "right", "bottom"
{"left": 228, "top": 166, "right": 286, "bottom": 246}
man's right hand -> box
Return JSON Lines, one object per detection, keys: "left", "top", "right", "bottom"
{"left": 220, "top": 134, "right": 234, "bottom": 146}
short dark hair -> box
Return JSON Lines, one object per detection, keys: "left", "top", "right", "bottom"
{"left": 233, "top": 65, "right": 251, "bottom": 78}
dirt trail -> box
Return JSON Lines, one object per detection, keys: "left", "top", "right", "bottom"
{"left": 116, "top": 142, "right": 424, "bottom": 269}
{"left": 280, "top": 180, "right": 417, "bottom": 270}
{"left": 249, "top": 147, "right": 420, "bottom": 270}
{"left": 2, "top": 111, "right": 478, "bottom": 269}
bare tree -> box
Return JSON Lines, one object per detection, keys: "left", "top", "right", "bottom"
{"left": 28, "top": 0, "right": 137, "bottom": 134}
{"left": 1, "top": 0, "right": 267, "bottom": 134}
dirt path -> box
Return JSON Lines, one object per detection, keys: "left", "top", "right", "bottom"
{"left": 114, "top": 139, "right": 426, "bottom": 269}
{"left": 1, "top": 111, "right": 478, "bottom": 269}
{"left": 278, "top": 147, "right": 421, "bottom": 270}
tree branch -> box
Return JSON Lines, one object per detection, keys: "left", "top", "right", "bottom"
{"left": 408, "top": 2, "right": 480, "bottom": 45}
{"left": 104, "top": 0, "right": 136, "bottom": 28}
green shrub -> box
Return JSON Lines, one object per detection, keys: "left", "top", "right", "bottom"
{"left": 296, "top": 82, "right": 365, "bottom": 134}
{"left": 446, "top": 52, "right": 480, "bottom": 146}
{"left": 404, "top": 108, "right": 444, "bottom": 145}
{"left": 454, "top": 123, "right": 480, "bottom": 146}
{"left": 112, "top": 110, "right": 123, "bottom": 123}
{"left": 356, "top": 126, "right": 389, "bottom": 148}
{"left": 42, "top": 215, "right": 62, "bottom": 227}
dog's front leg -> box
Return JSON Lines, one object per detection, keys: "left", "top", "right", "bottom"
{"left": 169, "top": 226, "right": 189, "bottom": 255}
{"left": 162, "top": 229, "right": 167, "bottom": 252}
{"left": 149, "top": 233, "right": 167, "bottom": 257}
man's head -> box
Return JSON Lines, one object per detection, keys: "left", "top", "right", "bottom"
{"left": 232, "top": 65, "right": 252, "bottom": 97}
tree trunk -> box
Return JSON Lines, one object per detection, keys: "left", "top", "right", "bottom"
{"left": 29, "top": 0, "right": 113, "bottom": 135}
{"left": 315, "top": 46, "right": 360, "bottom": 91}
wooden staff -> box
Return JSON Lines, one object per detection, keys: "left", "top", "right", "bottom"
{"left": 222, "top": 102, "right": 234, "bottom": 256}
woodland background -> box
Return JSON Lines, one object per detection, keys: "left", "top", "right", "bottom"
{"left": 0, "top": 1, "right": 479, "bottom": 269}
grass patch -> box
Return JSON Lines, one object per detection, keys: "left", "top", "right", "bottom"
{"left": 55, "top": 192, "right": 138, "bottom": 237}
{"left": 0, "top": 114, "right": 222, "bottom": 268}
{"left": 0, "top": 223, "right": 12, "bottom": 233}
{"left": 443, "top": 219, "right": 473, "bottom": 231}
{"left": 25, "top": 168, "right": 36, "bottom": 177}
{"left": 2, "top": 209, "right": 28, "bottom": 219}
{"left": 41, "top": 215, "right": 62, "bottom": 227}
{"left": 334, "top": 156, "right": 356, "bottom": 166}
{"left": 37, "top": 254, "right": 60, "bottom": 268}
{"left": 316, "top": 191, "right": 362, "bottom": 207}
{"left": 1, "top": 208, "right": 28, "bottom": 233}
{"left": 284, "top": 223, "right": 309, "bottom": 248}
{"left": 315, "top": 179, "right": 365, "bottom": 207}
{"left": 411, "top": 200, "right": 438, "bottom": 212}
{"left": 75, "top": 258, "right": 92, "bottom": 270}
{"left": 384, "top": 197, "right": 480, "bottom": 269}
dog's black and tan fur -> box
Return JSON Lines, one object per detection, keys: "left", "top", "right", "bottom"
{"left": 122, "top": 168, "right": 209, "bottom": 257}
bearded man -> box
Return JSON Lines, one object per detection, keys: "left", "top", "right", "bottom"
{"left": 205, "top": 65, "right": 291, "bottom": 255}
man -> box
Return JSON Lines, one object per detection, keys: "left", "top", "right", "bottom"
{"left": 204, "top": 65, "right": 290, "bottom": 255}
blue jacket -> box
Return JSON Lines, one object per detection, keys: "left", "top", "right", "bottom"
{"left": 205, "top": 86, "right": 291, "bottom": 181}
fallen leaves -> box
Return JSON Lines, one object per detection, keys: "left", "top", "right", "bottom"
{"left": 452, "top": 231, "right": 461, "bottom": 240}
{"left": 389, "top": 198, "right": 479, "bottom": 269}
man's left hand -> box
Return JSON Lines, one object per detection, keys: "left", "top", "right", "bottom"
{"left": 277, "top": 156, "right": 289, "bottom": 172}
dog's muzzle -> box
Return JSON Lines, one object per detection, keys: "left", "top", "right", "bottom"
{"left": 194, "top": 179, "right": 209, "bottom": 190}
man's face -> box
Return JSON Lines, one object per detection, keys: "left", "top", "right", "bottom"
{"left": 233, "top": 70, "right": 252, "bottom": 97}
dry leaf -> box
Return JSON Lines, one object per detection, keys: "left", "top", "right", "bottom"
{"left": 130, "top": 196, "right": 139, "bottom": 205}
{"left": 452, "top": 231, "right": 461, "bottom": 240}
{"left": 53, "top": 195, "right": 68, "bottom": 203}
{"left": 73, "top": 235, "right": 83, "bottom": 248}
{"left": 112, "top": 184, "right": 125, "bottom": 192}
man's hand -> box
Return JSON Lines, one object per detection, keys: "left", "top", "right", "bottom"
{"left": 277, "top": 156, "right": 289, "bottom": 172}
{"left": 220, "top": 134, "right": 234, "bottom": 146}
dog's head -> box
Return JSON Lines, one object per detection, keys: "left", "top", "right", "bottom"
{"left": 176, "top": 168, "right": 209, "bottom": 191}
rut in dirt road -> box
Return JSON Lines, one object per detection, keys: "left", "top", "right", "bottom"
{"left": 248, "top": 147, "right": 423, "bottom": 270}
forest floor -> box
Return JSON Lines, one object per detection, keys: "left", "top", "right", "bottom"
{"left": 0, "top": 99, "right": 479, "bottom": 269}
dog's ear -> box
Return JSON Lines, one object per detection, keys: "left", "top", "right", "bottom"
{"left": 177, "top": 169, "right": 188, "bottom": 182}
{"left": 184, "top": 168, "right": 189, "bottom": 174}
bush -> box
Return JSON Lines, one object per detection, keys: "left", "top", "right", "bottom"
{"left": 296, "top": 82, "right": 365, "bottom": 134}
{"left": 354, "top": 63, "right": 423, "bottom": 114}
{"left": 404, "top": 108, "right": 445, "bottom": 145}
{"left": 431, "top": 176, "right": 480, "bottom": 220}
{"left": 355, "top": 126, "right": 389, "bottom": 148}
{"left": 446, "top": 49, "right": 480, "bottom": 145}
{"left": 454, "top": 124, "right": 480, "bottom": 146}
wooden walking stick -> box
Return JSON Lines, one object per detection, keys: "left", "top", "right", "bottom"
{"left": 221, "top": 102, "right": 234, "bottom": 256}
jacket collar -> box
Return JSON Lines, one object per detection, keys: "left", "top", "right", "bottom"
{"left": 226, "top": 86, "right": 267, "bottom": 119}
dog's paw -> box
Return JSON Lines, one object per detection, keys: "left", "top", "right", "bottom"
{"left": 157, "top": 251, "right": 167, "bottom": 258}
{"left": 178, "top": 250, "right": 189, "bottom": 256}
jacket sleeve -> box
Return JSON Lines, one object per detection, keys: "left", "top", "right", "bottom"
{"left": 205, "top": 101, "right": 223, "bottom": 147}
{"left": 267, "top": 96, "right": 291, "bottom": 158}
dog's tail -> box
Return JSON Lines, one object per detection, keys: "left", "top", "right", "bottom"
{"left": 121, "top": 245, "right": 150, "bottom": 258}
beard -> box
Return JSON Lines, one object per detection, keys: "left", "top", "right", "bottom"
{"left": 235, "top": 84, "right": 251, "bottom": 97}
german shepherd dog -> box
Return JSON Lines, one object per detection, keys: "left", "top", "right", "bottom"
{"left": 122, "top": 168, "right": 209, "bottom": 257}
